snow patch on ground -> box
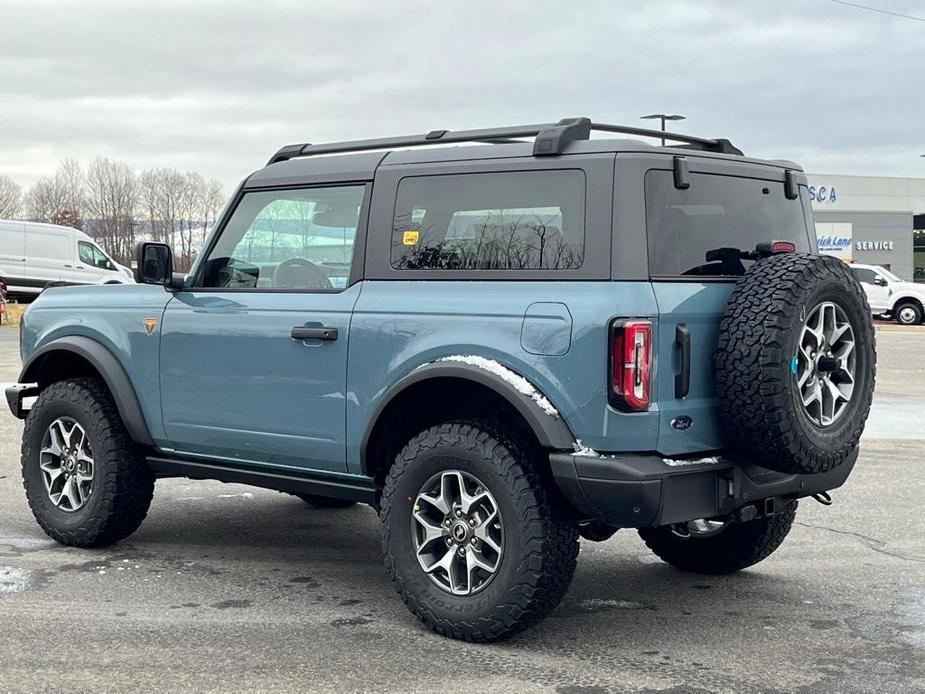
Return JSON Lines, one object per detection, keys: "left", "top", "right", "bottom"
{"left": 580, "top": 598, "right": 650, "bottom": 612}
{"left": 662, "top": 456, "right": 723, "bottom": 467}
{"left": 0, "top": 538, "right": 57, "bottom": 552}
{"left": 430, "top": 355, "right": 560, "bottom": 417}
{"left": 0, "top": 567, "right": 33, "bottom": 594}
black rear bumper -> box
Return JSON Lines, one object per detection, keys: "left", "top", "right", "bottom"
{"left": 549, "top": 448, "right": 857, "bottom": 528}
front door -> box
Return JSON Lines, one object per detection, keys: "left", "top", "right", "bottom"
{"left": 159, "top": 183, "right": 368, "bottom": 472}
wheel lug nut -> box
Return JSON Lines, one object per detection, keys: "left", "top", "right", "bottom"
{"left": 458, "top": 547, "right": 467, "bottom": 556}
{"left": 455, "top": 509, "right": 462, "bottom": 518}
{"left": 445, "top": 537, "right": 453, "bottom": 546}
{"left": 470, "top": 537, "right": 478, "bottom": 546}
{"left": 468, "top": 518, "right": 476, "bottom": 526}
{"left": 444, "top": 519, "right": 451, "bottom": 527}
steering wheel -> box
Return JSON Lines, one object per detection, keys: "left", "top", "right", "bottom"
{"left": 272, "top": 258, "right": 333, "bottom": 289}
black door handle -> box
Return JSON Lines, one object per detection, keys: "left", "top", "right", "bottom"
{"left": 675, "top": 324, "right": 691, "bottom": 399}
{"left": 291, "top": 326, "right": 338, "bottom": 341}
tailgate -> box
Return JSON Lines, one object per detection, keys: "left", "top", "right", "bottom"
{"left": 651, "top": 282, "right": 734, "bottom": 456}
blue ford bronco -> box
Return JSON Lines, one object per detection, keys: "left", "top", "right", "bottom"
{"left": 7, "top": 118, "right": 875, "bottom": 641}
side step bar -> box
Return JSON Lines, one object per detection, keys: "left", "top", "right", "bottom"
{"left": 146, "top": 456, "right": 378, "bottom": 505}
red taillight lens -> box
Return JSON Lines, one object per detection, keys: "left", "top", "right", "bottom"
{"left": 769, "top": 240, "right": 796, "bottom": 253}
{"left": 611, "top": 320, "right": 652, "bottom": 411}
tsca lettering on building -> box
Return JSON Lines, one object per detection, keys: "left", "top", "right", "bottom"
{"left": 808, "top": 185, "right": 837, "bottom": 203}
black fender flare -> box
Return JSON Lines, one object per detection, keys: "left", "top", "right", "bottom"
{"left": 19, "top": 336, "right": 154, "bottom": 446}
{"left": 360, "top": 359, "right": 575, "bottom": 475}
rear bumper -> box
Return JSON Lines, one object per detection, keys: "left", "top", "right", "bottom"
{"left": 549, "top": 448, "right": 857, "bottom": 528}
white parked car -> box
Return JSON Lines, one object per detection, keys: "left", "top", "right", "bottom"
{"left": 0, "top": 220, "right": 134, "bottom": 297}
{"left": 849, "top": 263, "right": 925, "bottom": 325}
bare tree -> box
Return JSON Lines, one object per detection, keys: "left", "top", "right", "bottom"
{"left": 202, "top": 178, "right": 225, "bottom": 234}
{"left": 55, "top": 158, "right": 86, "bottom": 224}
{"left": 178, "top": 172, "right": 205, "bottom": 271}
{"left": 25, "top": 176, "right": 67, "bottom": 222}
{"left": 85, "top": 157, "right": 138, "bottom": 264}
{"left": 138, "top": 168, "right": 185, "bottom": 251}
{"left": 0, "top": 175, "right": 22, "bottom": 218}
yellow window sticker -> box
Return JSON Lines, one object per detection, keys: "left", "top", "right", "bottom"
{"left": 402, "top": 230, "right": 420, "bottom": 245}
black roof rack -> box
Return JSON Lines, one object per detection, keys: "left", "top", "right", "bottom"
{"left": 267, "top": 117, "right": 743, "bottom": 165}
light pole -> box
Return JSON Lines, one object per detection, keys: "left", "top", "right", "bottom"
{"left": 640, "top": 113, "right": 686, "bottom": 146}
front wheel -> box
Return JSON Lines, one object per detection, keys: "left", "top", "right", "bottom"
{"left": 895, "top": 301, "right": 923, "bottom": 326}
{"left": 21, "top": 378, "right": 154, "bottom": 547}
{"left": 638, "top": 501, "right": 798, "bottom": 575}
{"left": 381, "top": 421, "right": 578, "bottom": 642}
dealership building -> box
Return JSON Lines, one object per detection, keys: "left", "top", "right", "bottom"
{"left": 807, "top": 173, "right": 925, "bottom": 282}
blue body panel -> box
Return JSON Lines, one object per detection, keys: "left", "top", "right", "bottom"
{"left": 157, "top": 286, "right": 361, "bottom": 471}
{"left": 650, "top": 282, "right": 734, "bottom": 455}
{"left": 18, "top": 284, "right": 173, "bottom": 442}
{"left": 344, "top": 280, "right": 661, "bottom": 474}
{"left": 19, "top": 278, "right": 732, "bottom": 472}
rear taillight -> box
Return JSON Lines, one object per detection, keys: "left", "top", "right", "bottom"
{"left": 611, "top": 319, "right": 652, "bottom": 411}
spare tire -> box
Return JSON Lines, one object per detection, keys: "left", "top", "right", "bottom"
{"left": 714, "top": 253, "right": 875, "bottom": 475}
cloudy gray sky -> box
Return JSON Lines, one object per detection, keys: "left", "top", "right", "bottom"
{"left": 0, "top": 0, "right": 922, "bottom": 194}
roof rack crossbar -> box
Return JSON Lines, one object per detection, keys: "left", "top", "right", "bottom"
{"left": 267, "top": 118, "right": 742, "bottom": 165}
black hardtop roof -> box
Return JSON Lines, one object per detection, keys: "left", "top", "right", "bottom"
{"left": 246, "top": 118, "right": 803, "bottom": 189}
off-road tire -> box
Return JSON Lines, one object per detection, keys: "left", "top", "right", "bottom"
{"left": 381, "top": 420, "right": 578, "bottom": 642}
{"left": 22, "top": 378, "right": 154, "bottom": 547}
{"left": 296, "top": 493, "right": 356, "bottom": 508}
{"left": 894, "top": 300, "right": 923, "bottom": 326}
{"left": 714, "top": 253, "right": 875, "bottom": 474}
{"left": 638, "top": 501, "right": 797, "bottom": 575}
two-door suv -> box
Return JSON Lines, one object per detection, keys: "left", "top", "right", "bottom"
{"left": 7, "top": 118, "right": 875, "bottom": 641}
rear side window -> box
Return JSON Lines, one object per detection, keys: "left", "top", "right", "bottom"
{"left": 391, "top": 170, "right": 585, "bottom": 271}
{"left": 645, "top": 171, "right": 812, "bottom": 277}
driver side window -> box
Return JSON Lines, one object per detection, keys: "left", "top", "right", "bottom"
{"left": 199, "top": 185, "right": 365, "bottom": 290}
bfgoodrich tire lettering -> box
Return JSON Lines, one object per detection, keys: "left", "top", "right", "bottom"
{"left": 714, "top": 254, "right": 876, "bottom": 474}
{"left": 381, "top": 421, "right": 578, "bottom": 642}
{"left": 22, "top": 378, "right": 154, "bottom": 547}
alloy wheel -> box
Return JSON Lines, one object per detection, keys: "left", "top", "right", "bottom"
{"left": 411, "top": 470, "right": 503, "bottom": 596}
{"left": 796, "top": 301, "right": 857, "bottom": 427}
{"left": 40, "top": 417, "right": 94, "bottom": 512}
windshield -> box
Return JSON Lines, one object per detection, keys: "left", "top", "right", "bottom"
{"left": 879, "top": 267, "right": 902, "bottom": 282}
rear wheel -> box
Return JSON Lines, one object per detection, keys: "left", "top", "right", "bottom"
{"left": 895, "top": 301, "right": 923, "bottom": 326}
{"left": 638, "top": 501, "right": 797, "bottom": 575}
{"left": 21, "top": 378, "right": 154, "bottom": 547}
{"left": 381, "top": 421, "right": 578, "bottom": 642}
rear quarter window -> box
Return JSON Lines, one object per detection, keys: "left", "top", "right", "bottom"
{"left": 390, "top": 170, "right": 585, "bottom": 271}
{"left": 645, "top": 171, "right": 812, "bottom": 277}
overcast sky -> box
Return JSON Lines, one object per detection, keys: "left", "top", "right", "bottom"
{"left": 0, "top": 0, "right": 922, "bottom": 194}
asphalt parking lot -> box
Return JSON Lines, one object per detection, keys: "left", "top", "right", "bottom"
{"left": 0, "top": 325, "right": 923, "bottom": 693}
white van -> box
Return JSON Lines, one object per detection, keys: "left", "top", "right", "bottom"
{"left": 0, "top": 220, "right": 134, "bottom": 296}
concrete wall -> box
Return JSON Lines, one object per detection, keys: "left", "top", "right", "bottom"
{"left": 814, "top": 210, "right": 914, "bottom": 280}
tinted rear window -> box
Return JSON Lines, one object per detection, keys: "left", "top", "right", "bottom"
{"left": 645, "top": 171, "right": 812, "bottom": 277}
{"left": 391, "top": 170, "right": 585, "bottom": 271}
